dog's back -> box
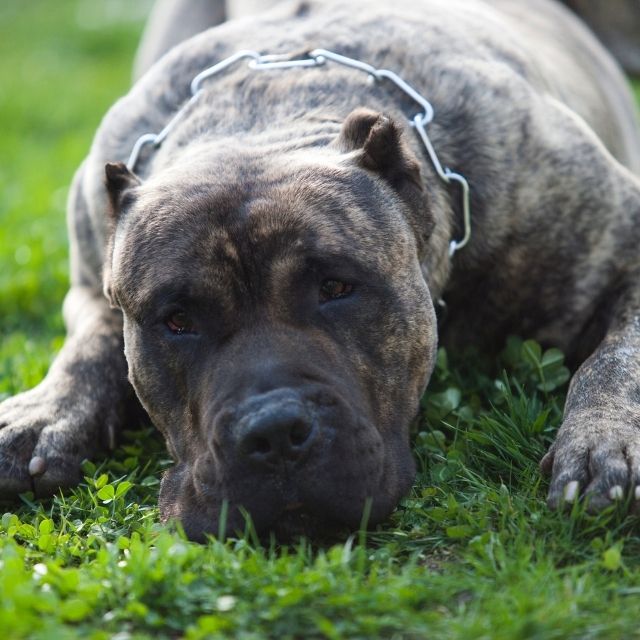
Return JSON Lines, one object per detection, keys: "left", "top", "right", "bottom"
{"left": 134, "top": 0, "right": 640, "bottom": 173}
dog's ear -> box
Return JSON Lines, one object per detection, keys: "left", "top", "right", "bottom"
{"left": 105, "top": 162, "right": 141, "bottom": 220}
{"left": 338, "top": 108, "right": 434, "bottom": 259}
{"left": 337, "top": 108, "right": 422, "bottom": 190}
{"left": 103, "top": 162, "right": 141, "bottom": 308}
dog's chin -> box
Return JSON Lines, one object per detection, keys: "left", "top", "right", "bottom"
{"left": 161, "top": 462, "right": 404, "bottom": 543}
{"left": 264, "top": 507, "right": 351, "bottom": 544}
{"left": 172, "top": 501, "right": 354, "bottom": 544}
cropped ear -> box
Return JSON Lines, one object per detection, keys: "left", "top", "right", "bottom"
{"left": 103, "top": 162, "right": 141, "bottom": 308}
{"left": 105, "top": 162, "right": 141, "bottom": 220}
{"left": 337, "top": 108, "right": 422, "bottom": 190}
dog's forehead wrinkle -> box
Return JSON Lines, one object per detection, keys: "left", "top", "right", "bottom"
{"left": 111, "top": 142, "right": 420, "bottom": 317}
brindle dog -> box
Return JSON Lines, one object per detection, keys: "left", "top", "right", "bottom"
{"left": 2, "top": 0, "right": 640, "bottom": 541}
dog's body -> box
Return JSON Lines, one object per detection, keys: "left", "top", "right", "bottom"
{"left": 564, "top": 0, "right": 640, "bottom": 76}
{"left": 134, "top": 0, "right": 640, "bottom": 79}
{"left": 2, "top": 0, "right": 640, "bottom": 540}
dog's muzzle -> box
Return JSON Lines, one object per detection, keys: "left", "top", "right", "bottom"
{"left": 233, "top": 389, "right": 318, "bottom": 468}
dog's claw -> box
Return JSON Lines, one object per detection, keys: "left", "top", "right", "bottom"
{"left": 609, "top": 485, "right": 624, "bottom": 501}
{"left": 564, "top": 480, "right": 579, "bottom": 503}
{"left": 28, "top": 456, "right": 46, "bottom": 477}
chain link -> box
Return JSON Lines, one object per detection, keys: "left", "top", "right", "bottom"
{"left": 126, "top": 48, "right": 471, "bottom": 256}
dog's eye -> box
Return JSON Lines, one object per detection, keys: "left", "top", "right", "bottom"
{"left": 319, "top": 279, "right": 353, "bottom": 303}
{"left": 166, "top": 311, "right": 196, "bottom": 335}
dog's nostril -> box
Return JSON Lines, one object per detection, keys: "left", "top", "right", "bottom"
{"left": 289, "top": 421, "right": 311, "bottom": 447}
{"left": 253, "top": 437, "right": 272, "bottom": 454}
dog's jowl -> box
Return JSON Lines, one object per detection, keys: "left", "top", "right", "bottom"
{"left": 2, "top": 0, "right": 640, "bottom": 540}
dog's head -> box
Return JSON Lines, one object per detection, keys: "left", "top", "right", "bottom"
{"left": 104, "top": 109, "right": 438, "bottom": 541}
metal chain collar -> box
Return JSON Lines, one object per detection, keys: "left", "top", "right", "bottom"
{"left": 127, "top": 48, "right": 472, "bottom": 256}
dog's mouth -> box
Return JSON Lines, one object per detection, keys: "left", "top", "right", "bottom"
{"left": 266, "top": 504, "right": 350, "bottom": 543}
{"left": 159, "top": 398, "right": 410, "bottom": 542}
{"left": 283, "top": 501, "right": 305, "bottom": 512}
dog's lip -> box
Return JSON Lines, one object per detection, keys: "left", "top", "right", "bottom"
{"left": 283, "top": 501, "right": 305, "bottom": 512}
{"left": 268, "top": 505, "right": 350, "bottom": 543}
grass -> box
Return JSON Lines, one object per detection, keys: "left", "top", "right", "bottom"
{"left": 1, "top": 1, "right": 640, "bottom": 638}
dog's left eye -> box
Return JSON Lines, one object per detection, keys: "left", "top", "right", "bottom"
{"left": 319, "top": 279, "right": 353, "bottom": 303}
{"left": 166, "top": 311, "right": 196, "bottom": 335}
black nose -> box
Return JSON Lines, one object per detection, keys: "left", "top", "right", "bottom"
{"left": 237, "top": 399, "right": 315, "bottom": 467}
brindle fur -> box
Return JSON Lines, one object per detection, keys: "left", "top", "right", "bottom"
{"left": 133, "top": 0, "right": 640, "bottom": 79}
{"left": 1, "top": 0, "right": 640, "bottom": 540}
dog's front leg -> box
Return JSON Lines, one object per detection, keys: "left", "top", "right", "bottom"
{"left": 0, "top": 283, "right": 133, "bottom": 497}
{"left": 543, "top": 285, "right": 640, "bottom": 510}
{"left": 0, "top": 139, "right": 141, "bottom": 502}
{"left": 485, "top": 91, "right": 640, "bottom": 513}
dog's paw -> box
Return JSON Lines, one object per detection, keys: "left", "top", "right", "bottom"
{"left": 541, "top": 417, "right": 640, "bottom": 512}
{"left": 0, "top": 383, "right": 112, "bottom": 499}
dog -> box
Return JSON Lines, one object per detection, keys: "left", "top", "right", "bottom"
{"left": 1, "top": 0, "right": 640, "bottom": 541}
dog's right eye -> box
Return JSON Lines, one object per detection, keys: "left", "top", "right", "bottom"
{"left": 319, "top": 279, "right": 354, "bottom": 304}
{"left": 166, "top": 311, "right": 196, "bottom": 335}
